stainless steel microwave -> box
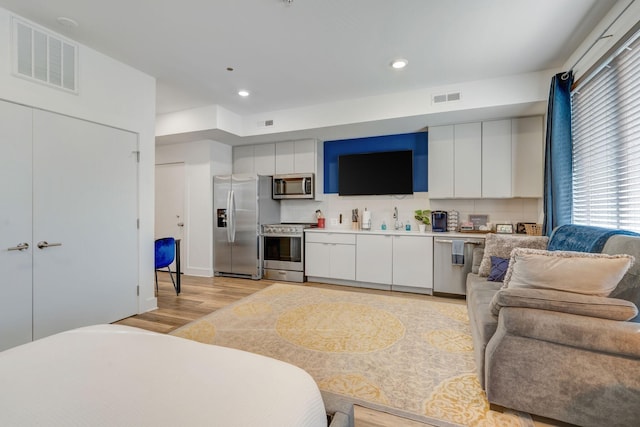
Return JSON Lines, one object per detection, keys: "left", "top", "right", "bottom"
{"left": 272, "top": 173, "right": 315, "bottom": 199}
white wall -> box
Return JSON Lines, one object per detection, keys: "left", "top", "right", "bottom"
{"left": 156, "top": 140, "right": 232, "bottom": 277}
{"left": 0, "top": 8, "right": 157, "bottom": 313}
{"left": 156, "top": 70, "right": 553, "bottom": 140}
{"left": 281, "top": 194, "right": 541, "bottom": 232}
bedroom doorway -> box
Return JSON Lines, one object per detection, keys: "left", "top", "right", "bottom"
{"left": 155, "top": 162, "right": 185, "bottom": 273}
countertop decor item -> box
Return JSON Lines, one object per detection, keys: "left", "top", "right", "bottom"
{"left": 414, "top": 209, "right": 431, "bottom": 225}
{"left": 496, "top": 224, "right": 514, "bottom": 234}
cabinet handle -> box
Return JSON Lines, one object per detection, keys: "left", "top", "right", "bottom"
{"left": 8, "top": 242, "right": 29, "bottom": 251}
{"left": 37, "top": 241, "right": 62, "bottom": 249}
{"left": 434, "top": 239, "right": 483, "bottom": 245}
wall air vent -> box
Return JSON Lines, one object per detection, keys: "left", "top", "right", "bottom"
{"left": 257, "top": 119, "right": 274, "bottom": 127}
{"left": 432, "top": 91, "right": 461, "bottom": 105}
{"left": 11, "top": 16, "right": 78, "bottom": 93}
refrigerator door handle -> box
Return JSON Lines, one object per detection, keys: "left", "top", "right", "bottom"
{"left": 229, "top": 190, "right": 236, "bottom": 243}
{"left": 225, "top": 190, "right": 232, "bottom": 243}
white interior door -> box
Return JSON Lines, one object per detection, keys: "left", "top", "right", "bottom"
{"left": 155, "top": 163, "right": 185, "bottom": 272}
{"left": 0, "top": 100, "right": 33, "bottom": 351}
{"left": 32, "top": 110, "right": 139, "bottom": 339}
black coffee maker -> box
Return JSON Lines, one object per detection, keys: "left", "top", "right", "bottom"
{"left": 431, "top": 211, "right": 448, "bottom": 232}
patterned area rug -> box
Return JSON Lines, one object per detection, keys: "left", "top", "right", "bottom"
{"left": 170, "top": 283, "right": 530, "bottom": 427}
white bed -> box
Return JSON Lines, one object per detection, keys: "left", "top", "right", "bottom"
{"left": 0, "top": 324, "right": 331, "bottom": 426}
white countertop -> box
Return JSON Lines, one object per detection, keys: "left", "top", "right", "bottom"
{"left": 305, "top": 228, "right": 488, "bottom": 239}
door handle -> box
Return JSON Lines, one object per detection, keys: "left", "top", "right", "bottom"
{"left": 177, "top": 222, "right": 184, "bottom": 227}
{"left": 8, "top": 242, "right": 29, "bottom": 251}
{"left": 37, "top": 241, "right": 62, "bottom": 249}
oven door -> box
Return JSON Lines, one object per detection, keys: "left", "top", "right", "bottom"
{"left": 263, "top": 234, "right": 303, "bottom": 271}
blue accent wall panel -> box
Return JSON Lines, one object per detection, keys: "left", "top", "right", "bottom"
{"left": 323, "top": 132, "right": 428, "bottom": 194}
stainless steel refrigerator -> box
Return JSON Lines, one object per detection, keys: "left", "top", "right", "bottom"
{"left": 213, "top": 174, "right": 280, "bottom": 279}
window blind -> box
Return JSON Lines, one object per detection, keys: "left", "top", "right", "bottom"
{"left": 571, "top": 30, "right": 640, "bottom": 232}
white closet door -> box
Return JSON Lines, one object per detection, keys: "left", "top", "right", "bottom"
{"left": 32, "top": 110, "right": 139, "bottom": 339}
{"left": 0, "top": 100, "right": 33, "bottom": 351}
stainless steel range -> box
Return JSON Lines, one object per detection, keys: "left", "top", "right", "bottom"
{"left": 262, "top": 223, "right": 313, "bottom": 282}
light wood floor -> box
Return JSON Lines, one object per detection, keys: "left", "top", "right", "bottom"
{"left": 115, "top": 273, "right": 455, "bottom": 427}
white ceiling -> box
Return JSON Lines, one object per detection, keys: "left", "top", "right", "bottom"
{"left": 0, "top": 0, "right": 616, "bottom": 143}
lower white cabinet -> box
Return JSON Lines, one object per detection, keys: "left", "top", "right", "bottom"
{"left": 356, "top": 235, "right": 392, "bottom": 284}
{"left": 309, "top": 232, "right": 434, "bottom": 292}
{"left": 305, "top": 233, "right": 356, "bottom": 281}
{"left": 392, "top": 235, "right": 433, "bottom": 290}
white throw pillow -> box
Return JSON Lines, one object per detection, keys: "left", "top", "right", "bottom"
{"left": 503, "top": 248, "right": 635, "bottom": 297}
{"left": 478, "top": 234, "right": 549, "bottom": 277}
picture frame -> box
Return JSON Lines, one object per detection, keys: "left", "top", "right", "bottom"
{"left": 496, "top": 223, "right": 514, "bottom": 234}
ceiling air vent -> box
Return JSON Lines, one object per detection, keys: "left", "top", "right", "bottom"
{"left": 432, "top": 91, "right": 461, "bottom": 105}
{"left": 12, "top": 16, "right": 78, "bottom": 93}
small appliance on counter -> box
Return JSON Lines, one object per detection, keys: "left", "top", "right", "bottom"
{"left": 431, "top": 211, "right": 448, "bottom": 232}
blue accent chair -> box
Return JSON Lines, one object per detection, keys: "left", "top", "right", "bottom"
{"left": 155, "top": 237, "right": 178, "bottom": 295}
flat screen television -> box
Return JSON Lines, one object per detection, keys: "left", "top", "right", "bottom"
{"left": 338, "top": 150, "right": 413, "bottom": 196}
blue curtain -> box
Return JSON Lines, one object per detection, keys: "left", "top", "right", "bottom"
{"left": 543, "top": 71, "right": 574, "bottom": 236}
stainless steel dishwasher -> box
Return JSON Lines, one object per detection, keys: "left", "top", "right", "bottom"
{"left": 433, "top": 237, "right": 484, "bottom": 295}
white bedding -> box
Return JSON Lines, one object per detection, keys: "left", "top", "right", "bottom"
{"left": 0, "top": 324, "right": 327, "bottom": 427}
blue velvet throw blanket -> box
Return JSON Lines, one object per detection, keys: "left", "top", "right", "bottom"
{"left": 548, "top": 224, "right": 639, "bottom": 253}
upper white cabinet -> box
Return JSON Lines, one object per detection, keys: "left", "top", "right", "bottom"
{"left": 482, "top": 119, "right": 512, "bottom": 198}
{"left": 428, "top": 116, "right": 543, "bottom": 199}
{"left": 512, "top": 116, "right": 544, "bottom": 197}
{"left": 254, "top": 143, "right": 276, "bottom": 175}
{"left": 275, "top": 139, "right": 318, "bottom": 174}
{"left": 233, "top": 143, "right": 275, "bottom": 175}
{"left": 453, "top": 123, "right": 482, "bottom": 198}
{"left": 233, "top": 139, "right": 323, "bottom": 198}
{"left": 428, "top": 122, "right": 482, "bottom": 198}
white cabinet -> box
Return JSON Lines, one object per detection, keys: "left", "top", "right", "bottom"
{"left": 392, "top": 235, "right": 433, "bottom": 290}
{"left": 276, "top": 139, "right": 323, "bottom": 198}
{"left": 254, "top": 143, "right": 276, "bottom": 175}
{"left": 275, "top": 139, "right": 317, "bottom": 174}
{"left": 275, "top": 141, "right": 295, "bottom": 174}
{"left": 233, "top": 144, "right": 275, "bottom": 175}
{"left": 232, "top": 145, "right": 254, "bottom": 174}
{"left": 428, "top": 123, "right": 482, "bottom": 198}
{"left": 356, "top": 234, "right": 392, "bottom": 285}
{"left": 429, "top": 117, "right": 543, "bottom": 199}
{"left": 512, "top": 116, "right": 544, "bottom": 197}
{"left": 306, "top": 231, "right": 434, "bottom": 292}
{"left": 482, "top": 119, "right": 512, "bottom": 198}
{"left": 0, "top": 99, "right": 139, "bottom": 351}
{"left": 454, "top": 122, "right": 482, "bottom": 198}
{"left": 305, "top": 232, "right": 355, "bottom": 280}
{"left": 427, "top": 125, "right": 454, "bottom": 198}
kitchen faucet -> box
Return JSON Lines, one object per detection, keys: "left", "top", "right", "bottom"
{"left": 393, "top": 207, "right": 402, "bottom": 230}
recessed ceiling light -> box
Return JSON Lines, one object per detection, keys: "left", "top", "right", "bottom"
{"left": 238, "top": 90, "right": 250, "bottom": 97}
{"left": 56, "top": 16, "right": 79, "bottom": 28}
{"left": 390, "top": 59, "right": 408, "bottom": 69}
